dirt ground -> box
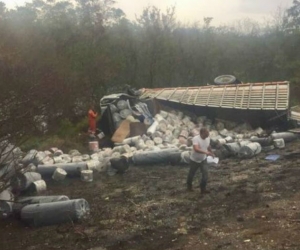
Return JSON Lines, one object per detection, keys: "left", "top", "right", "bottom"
{"left": 1, "top": 141, "right": 300, "bottom": 250}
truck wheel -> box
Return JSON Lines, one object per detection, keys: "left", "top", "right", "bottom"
{"left": 214, "top": 75, "right": 237, "bottom": 85}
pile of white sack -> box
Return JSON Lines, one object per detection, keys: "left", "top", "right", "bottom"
{"left": 114, "top": 109, "right": 298, "bottom": 163}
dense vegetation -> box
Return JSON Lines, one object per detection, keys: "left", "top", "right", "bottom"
{"left": 0, "top": 0, "right": 300, "bottom": 141}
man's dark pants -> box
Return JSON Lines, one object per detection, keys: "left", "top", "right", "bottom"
{"left": 187, "top": 159, "right": 208, "bottom": 191}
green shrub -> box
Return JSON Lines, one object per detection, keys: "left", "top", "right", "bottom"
{"left": 20, "top": 117, "right": 90, "bottom": 153}
{"left": 56, "top": 119, "right": 77, "bottom": 138}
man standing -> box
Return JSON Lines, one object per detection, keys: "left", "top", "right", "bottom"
{"left": 187, "top": 127, "right": 215, "bottom": 194}
{"left": 88, "top": 104, "right": 98, "bottom": 135}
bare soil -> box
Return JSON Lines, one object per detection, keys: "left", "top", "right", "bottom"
{"left": 1, "top": 141, "right": 300, "bottom": 250}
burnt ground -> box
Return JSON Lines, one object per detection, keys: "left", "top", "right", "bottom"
{"left": 1, "top": 141, "right": 300, "bottom": 250}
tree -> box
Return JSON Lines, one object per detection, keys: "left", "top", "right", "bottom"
{"left": 135, "top": 6, "right": 178, "bottom": 87}
{"left": 287, "top": 0, "right": 300, "bottom": 31}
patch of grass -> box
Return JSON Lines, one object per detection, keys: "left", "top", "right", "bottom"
{"left": 20, "top": 118, "right": 90, "bottom": 154}
{"left": 21, "top": 134, "right": 89, "bottom": 154}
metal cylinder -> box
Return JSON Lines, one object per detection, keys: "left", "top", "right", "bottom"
{"left": 147, "top": 121, "right": 159, "bottom": 136}
{"left": 18, "top": 195, "right": 69, "bottom": 205}
{"left": 22, "top": 150, "right": 38, "bottom": 166}
{"left": 157, "top": 123, "right": 167, "bottom": 133}
{"left": 117, "top": 100, "right": 128, "bottom": 110}
{"left": 271, "top": 132, "right": 298, "bottom": 143}
{"left": 143, "top": 117, "right": 153, "bottom": 125}
{"left": 262, "top": 145, "right": 275, "bottom": 152}
{"left": 53, "top": 155, "right": 64, "bottom": 164}
{"left": 153, "top": 137, "right": 163, "bottom": 145}
{"left": 173, "top": 128, "right": 181, "bottom": 138}
{"left": 112, "top": 152, "right": 121, "bottom": 158}
{"left": 21, "top": 199, "right": 90, "bottom": 227}
{"left": 13, "top": 195, "right": 69, "bottom": 213}
{"left": 37, "top": 163, "right": 87, "bottom": 177}
{"left": 0, "top": 190, "right": 14, "bottom": 218}
{"left": 119, "top": 109, "right": 132, "bottom": 119}
{"left": 179, "top": 130, "right": 189, "bottom": 139}
{"left": 86, "top": 160, "right": 100, "bottom": 171}
{"left": 224, "top": 142, "right": 241, "bottom": 155}
{"left": 273, "top": 138, "right": 285, "bottom": 149}
{"left": 163, "top": 134, "right": 174, "bottom": 144}
{"left": 238, "top": 142, "right": 262, "bottom": 159}
{"left": 69, "top": 149, "right": 81, "bottom": 156}
{"left": 112, "top": 144, "right": 131, "bottom": 154}
{"left": 11, "top": 172, "right": 42, "bottom": 192}
{"left": 167, "top": 124, "right": 175, "bottom": 132}
{"left": 145, "top": 140, "right": 155, "bottom": 148}
{"left": 225, "top": 136, "right": 233, "bottom": 143}
{"left": 178, "top": 136, "right": 187, "bottom": 145}
{"left": 110, "top": 156, "right": 129, "bottom": 174}
{"left": 235, "top": 134, "right": 244, "bottom": 139}
{"left": 29, "top": 180, "right": 47, "bottom": 194}
{"left": 219, "top": 129, "right": 230, "bottom": 137}
{"left": 61, "top": 154, "right": 72, "bottom": 163}
{"left": 215, "top": 122, "right": 225, "bottom": 131}
{"left": 154, "top": 114, "right": 164, "bottom": 122}
{"left": 26, "top": 163, "right": 37, "bottom": 172}
{"left": 135, "top": 139, "right": 147, "bottom": 150}
{"left": 250, "top": 137, "right": 272, "bottom": 146}
{"left": 72, "top": 155, "right": 83, "bottom": 163}
{"left": 52, "top": 168, "right": 67, "bottom": 181}
{"left": 81, "top": 154, "right": 90, "bottom": 162}
{"left": 182, "top": 116, "right": 191, "bottom": 125}
{"left": 239, "top": 140, "right": 251, "bottom": 147}
{"left": 122, "top": 136, "right": 141, "bottom": 146}
{"left": 109, "top": 104, "right": 118, "bottom": 113}
{"left": 181, "top": 151, "right": 191, "bottom": 164}
{"left": 0, "top": 162, "right": 17, "bottom": 180}
{"left": 53, "top": 150, "right": 63, "bottom": 156}
{"left": 217, "top": 138, "right": 227, "bottom": 145}
{"left": 35, "top": 151, "right": 47, "bottom": 164}
{"left": 81, "top": 170, "right": 93, "bottom": 182}
{"left": 112, "top": 112, "right": 121, "bottom": 122}
{"left": 159, "top": 111, "right": 168, "bottom": 119}
{"left": 132, "top": 148, "right": 181, "bottom": 165}
{"left": 255, "top": 127, "right": 264, "bottom": 136}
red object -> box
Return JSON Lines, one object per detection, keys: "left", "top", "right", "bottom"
{"left": 88, "top": 109, "right": 97, "bottom": 133}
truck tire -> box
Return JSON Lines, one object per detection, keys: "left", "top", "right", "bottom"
{"left": 214, "top": 75, "right": 237, "bottom": 85}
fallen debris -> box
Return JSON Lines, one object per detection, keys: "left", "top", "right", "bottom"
{"left": 265, "top": 155, "right": 281, "bottom": 161}
{"left": 28, "top": 180, "right": 47, "bottom": 194}
{"left": 81, "top": 170, "right": 93, "bottom": 182}
{"left": 15, "top": 195, "right": 69, "bottom": 207}
{"left": 0, "top": 190, "right": 14, "bottom": 218}
{"left": 12, "top": 195, "right": 70, "bottom": 214}
{"left": 20, "top": 199, "right": 90, "bottom": 227}
{"left": 11, "top": 172, "right": 42, "bottom": 193}
{"left": 1, "top": 94, "right": 299, "bottom": 230}
{"left": 52, "top": 168, "right": 67, "bottom": 181}
{"left": 273, "top": 138, "right": 285, "bottom": 149}
{"left": 271, "top": 132, "right": 298, "bottom": 142}
{"left": 132, "top": 148, "right": 182, "bottom": 165}
{"left": 37, "top": 162, "right": 88, "bottom": 177}
{"left": 238, "top": 142, "right": 262, "bottom": 159}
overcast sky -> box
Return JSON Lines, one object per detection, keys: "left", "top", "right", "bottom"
{"left": 1, "top": 0, "right": 293, "bottom": 25}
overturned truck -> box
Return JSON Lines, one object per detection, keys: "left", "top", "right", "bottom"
{"left": 100, "top": 81, "right": 297, "bottom": 136}
{"left": 140, "top": 81, "right": 292, "bottom": 130}
{"left": 96, "top": 81, "right": 299, "bottom": 164}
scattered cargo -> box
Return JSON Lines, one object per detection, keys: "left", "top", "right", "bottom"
{"left": 1, "top": 86, "right": 299, "bottom": 229}
{"left": 20, "top": 199, "right": 90, "bottom": 227}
